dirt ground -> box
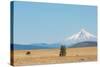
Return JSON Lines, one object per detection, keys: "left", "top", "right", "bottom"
{"left": 12, "top": 47, "right": 97, "bottom": 66}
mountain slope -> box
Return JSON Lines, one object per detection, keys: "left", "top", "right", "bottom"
{"left": 66, "top": 29, "right": 96, "bottom": 41}
{"left": 63, "top": 29, "right": 97, "bottom": 47}
{"left": 70, "top": 41, "right": 97, "bottom": 48}
{"left": 12, "top": 29, "right": 97, "bottom": 50}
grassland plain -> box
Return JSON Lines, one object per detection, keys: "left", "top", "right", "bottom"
{"left": 13, "top": 47, "right": 97, "bottom": 66}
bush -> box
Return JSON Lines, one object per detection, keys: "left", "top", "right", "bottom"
{"left": 26, "top": 51, "right": 31, "bottom": 55}
{"left": 59, "top": 45, "right": 66, "bottom": 56}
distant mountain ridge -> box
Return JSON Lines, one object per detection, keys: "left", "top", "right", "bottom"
{"left": 69, "top": 41, "right": 97, "bottom": 48}
{"left": 13, "top": 29, "right": 97, "bottom": 50}
{"left": 12, "top": 41, "right": 97, "bottom": 50}
{"left": 12, "top": 43, "right": 60, "bottom": 50}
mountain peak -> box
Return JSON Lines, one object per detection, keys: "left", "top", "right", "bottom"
{"left": 65, "top": 29, "right": 96, "bottom": 41}
{"left": 80, "top": 28, "right": 87, "bottom": 33}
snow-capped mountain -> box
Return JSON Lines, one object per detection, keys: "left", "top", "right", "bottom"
{"left": 66, "top": 29, "right": 96, "bottom": 41}
{"left": 63, "top": 29, "right": 97, "bottom": 47}
{"left": 13, "top": 29, "right": 97, "bottom": 50}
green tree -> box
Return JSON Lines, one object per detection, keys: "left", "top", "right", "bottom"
{"left": 59, "top": 45, "right": 66, "bottom": 56}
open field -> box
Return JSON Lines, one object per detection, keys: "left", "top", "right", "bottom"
{"left": 12, "top": 47, "right": 97, "bottom": 66}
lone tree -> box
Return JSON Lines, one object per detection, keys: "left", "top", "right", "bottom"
{"left": 59, "top": 45, "right": 66, "bottom": 56}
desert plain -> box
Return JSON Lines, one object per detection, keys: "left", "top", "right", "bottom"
{"left": 12, "top": 47, "right": 97, "bottom": 66}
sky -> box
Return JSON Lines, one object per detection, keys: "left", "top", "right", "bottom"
{"left": 13, "top": 1, "right": 97, "bottom": 44}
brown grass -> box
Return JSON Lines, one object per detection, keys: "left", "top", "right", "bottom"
{"left": 12, "top": 47, "right": 97, "bottom": 66}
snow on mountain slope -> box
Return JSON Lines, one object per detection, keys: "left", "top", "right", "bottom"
{"left": 66, "top": 29, "right": 96, "bottom": 41}
{"left": 63, "top": 29, "right": 97, "bottom": 47}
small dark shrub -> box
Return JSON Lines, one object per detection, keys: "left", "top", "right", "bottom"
{"left": 26, "top": 51, "right": 31, "bottom": 55}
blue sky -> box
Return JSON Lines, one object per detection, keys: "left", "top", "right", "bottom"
{"left": 13, "top": 1, "right": 97, "bottom": 44}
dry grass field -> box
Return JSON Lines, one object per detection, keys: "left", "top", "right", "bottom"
{"left": 12, "top": 47, "right": 97, "bottom": 66}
